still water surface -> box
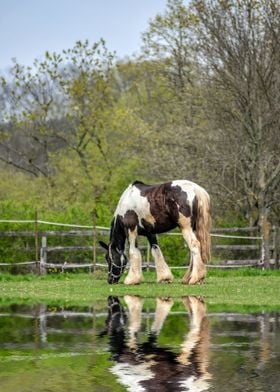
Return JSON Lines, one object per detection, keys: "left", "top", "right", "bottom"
{"left": 0, "top": 297, "right": 279, "bottom": 392}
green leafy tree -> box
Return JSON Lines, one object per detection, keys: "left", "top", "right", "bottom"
{"left": 0, "top": 40, "right": 147, "bottom": 210}
{"left": 142, "top": 0, "right": 195, "bottom": 94}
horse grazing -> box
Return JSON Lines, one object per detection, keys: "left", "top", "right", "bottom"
{"left": 100, "top": 180, "right": 211, "bottom": 285}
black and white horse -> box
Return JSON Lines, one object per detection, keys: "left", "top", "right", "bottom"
{"left": 100, "top": 180, "right": 211, "bottom": 285}
{"left": 100, "top": 295, "right": 211, "bottom": 391}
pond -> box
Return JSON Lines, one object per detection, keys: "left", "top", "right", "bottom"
{"left": 0, "top": 297, "right": 279, "bottom": 392}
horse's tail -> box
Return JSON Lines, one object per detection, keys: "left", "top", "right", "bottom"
{"left": 195, "top": 186, "right": 211, "bottom": 264}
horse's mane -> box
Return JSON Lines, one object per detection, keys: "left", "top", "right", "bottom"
{"left": 132, "top": 180, "right": 146, "bottom": 186}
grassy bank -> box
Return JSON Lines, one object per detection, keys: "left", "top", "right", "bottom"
{"left": 0, "top": 268, "right": 280, "bottom": 312}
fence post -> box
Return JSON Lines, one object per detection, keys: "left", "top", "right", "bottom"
{"left": 259, "top": 215, "right": 271, "bottom": 269}
{"left": 92, "top": 210, "right": 97, "bottom": 274}
{"left": 274, "top": 226, "right": 280, "bottom": 269}
{"left": 146, "top": 243, "right": 151, "bottom": 272}
{"left": 34, "top": 209, "right": 39, "bottom": 267}
{"left": 40, "top": 236, "right": 47, "bottom": 275}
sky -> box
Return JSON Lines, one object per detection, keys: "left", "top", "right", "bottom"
{"left": 0, "top": 0, "right": 167, "bottom": 71}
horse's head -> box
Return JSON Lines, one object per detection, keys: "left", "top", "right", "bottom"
{"left": 99, "top": 241, "right": 128, "bottom": 284}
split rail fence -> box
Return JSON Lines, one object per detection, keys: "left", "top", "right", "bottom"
{"left": 0, "top": 218, "right": 279, "bottom": 273}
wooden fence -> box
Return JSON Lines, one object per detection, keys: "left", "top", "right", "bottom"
{"left": 0, "top": 219, "right": 279, "bottom": 273}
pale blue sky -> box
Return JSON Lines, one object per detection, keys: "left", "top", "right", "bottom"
{"left": 0, "top": 0, "right": 167, "bottom": 70}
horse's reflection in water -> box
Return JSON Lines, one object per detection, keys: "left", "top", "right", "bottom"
{"left": 102, "top": 296, "right": 211, "bottom": 391}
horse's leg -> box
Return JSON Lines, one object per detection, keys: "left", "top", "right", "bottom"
{"left": 124, "top": 295, "right": 144, "bottom": 350}
{"left": 184, "top": 253, "right": 194, "bottom": 283}
{"left": 180, "top": 218, "right": 206, "bottom": 285}
{"left": 124, "top": 228, "right": 143, "bottom": 285}
{"left": 147, "top": 233, "right": 173, "bottom": 283}
{"left": 151, "top": 298, "right": 174, "bottom": 335}
{"left": 177, "top": 296, "right": 211, "bottom": 387}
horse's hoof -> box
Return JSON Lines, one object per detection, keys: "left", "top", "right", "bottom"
{"left": 158, "top": 277, "right": 173, "bottom": 284}
{"left": 124, "top": 277, "right": 143, "bottom": 285}
{"left": 182, "top": 275, "right": 205, "bottom": 285}
{"left": 188, "top": 279, "right": 204, "bottom": 285}
{"left": 182, "top": 278, "right": 197, "bottom": 285}
{"left": 159, "top": 297, "right": 172, "bottom": 301}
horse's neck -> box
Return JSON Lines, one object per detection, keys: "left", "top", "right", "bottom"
{"left": 110, "top": 217, "right": 126, "bottom": 251}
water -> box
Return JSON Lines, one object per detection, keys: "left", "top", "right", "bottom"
{"left": 0, "top": 297, "right": 279, "bottom": 392}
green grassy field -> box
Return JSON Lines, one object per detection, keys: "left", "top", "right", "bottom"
{"left": 1, "top": 268, "right": 280, "bottom": 312}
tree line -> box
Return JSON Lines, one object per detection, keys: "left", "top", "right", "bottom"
{"left": 0, "top": 0, "right": 279, "bottom": 236}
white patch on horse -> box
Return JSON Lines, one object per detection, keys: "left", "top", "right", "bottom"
{"left": 171, "top": 180, "right": 196, "bottom": 204}
{"left": 114, "top": 184, "right": 156, "bottom": 228}
{"left": 151, "top": 298, "right": 174, "bottom": 334}
{"left": 111, "top": 295, "right": 154, "bottom": 391}
{"left": 151, "top": 245, "right": 173, "bottom": 283}
{"left": 124, "top": 295, "right": 144, "bottom": 348}
{"left": 171, "top": 180, "right": 210, "bottom": 213}
{"left": 125, "top": 228, "right": 143, "bottom": 285}
{"left": 179, "top": 375, "right": 210, "bottom": 392}
{"left": 111, "top": 362, "right": 154, "bottom": 392}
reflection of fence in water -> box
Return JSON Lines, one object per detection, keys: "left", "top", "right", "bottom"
{"left": 0, "top": 305, "right": 278, "bottom": 351}
{"left": 1, "top": 303, "right": 277, "bottom": 390}
{"left": 0, "top": 219, "right": 279, "bottom": 272}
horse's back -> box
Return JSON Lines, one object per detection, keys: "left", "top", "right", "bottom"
{"left": 114, "top": 180, "right": 208, "bottom": 234}
{"left": 115, "top": 180, "right": 209, "bottom": 215}
{"left": 170, "top": 180, "right": 209, "bottom": 198}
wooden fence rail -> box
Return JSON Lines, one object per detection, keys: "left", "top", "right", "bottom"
{"left": 0, "top": 219, "right": 279, "bottom": 273}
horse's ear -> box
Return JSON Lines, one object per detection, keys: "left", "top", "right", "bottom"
{"left": 99, "top": 241, "right": 109, "bottom": 251}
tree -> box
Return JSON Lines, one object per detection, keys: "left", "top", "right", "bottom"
{"left": 138, "top": 0, "right": 211, "bottom": 183}
{"left": 0, "top": 40, "right": 149, "bottom": 209}
{"left": 0, "top": 58, "right": 62, "bottom": 178}
{"left": 192, "top": 0, "right": 280, "bottom": 265}
{"left": 0, "top": 40, "right": 116, "bottom": 180}
{"left": 142, "top": 0, "right": 195, "bottom": 94}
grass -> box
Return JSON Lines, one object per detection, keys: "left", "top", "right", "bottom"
{"left": 0, "top": 268, "right": 280, "bottom": 312}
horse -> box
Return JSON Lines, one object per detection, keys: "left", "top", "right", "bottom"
{"left": 100, "top": 180, "right": 211, "bottom": 285}
{"left": 100, "top": 295, "right": 211, "bottom": 391}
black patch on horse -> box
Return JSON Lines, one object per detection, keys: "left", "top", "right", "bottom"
{"left": 132, "top": 180, "right": 145, "bottom": 186}
{"left": 99, "top": 296, "right": 127, "bottom": 360}
{"left": 191, "top": 196, "right": 198, "bottom": 231}
{"left": 110, "top": 215, "right": 126, "bottom": 250}
{"left": 123, "top": 209, "right": 139, "bottom": 231}
{"left": 134, "top": 181, "right": 192, "bottom": 233}
{"left": 171, "top": 185, "right": 191, "bottom": 218}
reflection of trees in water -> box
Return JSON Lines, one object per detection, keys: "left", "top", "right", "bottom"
{"left": 101, "top": 295, "right": 211, "bottom": 392}
{"left": 209, "top": 312, "right": 280, "bottom": 392}
{"left": 0, "top": 302, "right": 280, "bottom": 391}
